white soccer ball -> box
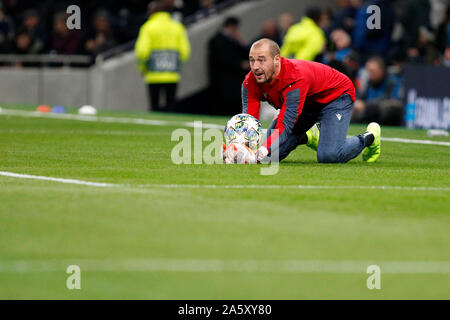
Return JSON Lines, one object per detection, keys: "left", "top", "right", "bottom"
{"left": 224, "top": 113, "right": 261, "bottom": 151}
{"left": 78, "top": 105, "right": 97, "bottom": 115}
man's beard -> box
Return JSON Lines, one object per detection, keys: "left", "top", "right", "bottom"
{"left": 255, "top": 69, "right": 274, "bottom": 84}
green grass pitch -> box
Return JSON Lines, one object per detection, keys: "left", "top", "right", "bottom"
{"left": 0, "top": 106, "right": 449, "bottom": 299}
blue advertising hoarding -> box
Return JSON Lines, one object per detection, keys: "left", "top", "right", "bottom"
{"left": 404, "top": 65, "right": 450, "bottom": 130}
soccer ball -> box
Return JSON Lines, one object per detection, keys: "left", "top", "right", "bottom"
{"left": 224, "top": 113, "right": 262, "bottom": 151}
{"left": 78, "top": 105, "right": 97, "bottom": 115}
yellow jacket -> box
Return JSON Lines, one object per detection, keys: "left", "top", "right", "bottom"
{"left": 135, "top": 12, "right": 190, "bottom": 84}
{"left": 280, "top": 17, "right": 325, "bottom": 61}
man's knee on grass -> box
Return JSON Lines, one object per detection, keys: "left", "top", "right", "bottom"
{"left": 317, "top": 148, "right": 343, "bottom": 163}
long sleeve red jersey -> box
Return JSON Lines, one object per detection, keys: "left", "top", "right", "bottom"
{"left": 242, "top": 57, "right": 356, "bottom": 152}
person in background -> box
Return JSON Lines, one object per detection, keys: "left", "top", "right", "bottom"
{"left": 84, "top": 10, "right": 117, "bottom": 56}
{"left": 115, "top": 0, "right": 149, "bottom": 43}
{"left": 352, "top": 0, "right": 396, "bottom": 63}
{"left": 252, "top": 18, "right": 281, "bottom": 46}
{"left": 278, "top": 13, "right": 295, "bottom": 39}
{"left": 322, "top": 28, "right": 360, "bottom": 82}
{"left": 399, "top": 0, "right": 431, "bottom": 62}
{"left": 319, "top": 7, "right": 334, "bottom": 34}
{"left": 444, "top": 47, "right": 450, "bottom": 67}
{"left": 22, "top": 9, "right": 46, "bottom": 53}
{"left": 435, "top": 4, "right": 450, "bottom": 66}
{"left": 324, "top": 28, "right": 353, "bottom": 63}
{"left": 194, "top": 0, "right": 217, "bottom": 21}
{"left": 135, "top": 0, "right": 190, "bottom": 112}
{"left": 50, "top": 12, "right": 81, "bottom": 55}
{"left": 280, "top": 6, "right": 326, "bottom": 61}
{"left": 443, "top": 6, "right": 450, "bottom": 66}
{"left": 11, "top": 27, "right": 42, "bottom": 67}
{"left": 326, "top": 0, "right": 361, "bottom": 37}
{"left": 208, "top": 16, "right": 249, "bottom": 115}
{"left": 12, "top": 27, "right": 39, "bottom": 53}
{"left": 352, "top": 56, "right": 403, "bottom": 125}
{"left": 406, "top": 25, "right": 441, "bottom": 65}
{"left": 0, "top": 3, "right": 14, "bottom": 53}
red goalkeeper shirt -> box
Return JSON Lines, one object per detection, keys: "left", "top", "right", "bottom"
{"left": 242, "top": 57, "right": 356, "bottom": 151}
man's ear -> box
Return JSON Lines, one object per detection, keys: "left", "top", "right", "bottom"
{"left": 274, "top": 54, "right": 281, "bottom": 66}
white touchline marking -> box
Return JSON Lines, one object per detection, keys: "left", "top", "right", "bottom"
{"left": 0, "top": 259, "right": 449, "bottom": 274}
{"left": 141, "top": 184, "right": 450, "bottom": 191}
{"left": 0, "top": 171, "right": 118, "bottom": 188}
{"left": 0, "top": 128, "right": 167, "bottom": 136}
{"left": 0, "top": 108, "right": 172, "bottom": 126}
{"left": 0, "top": 108, "right": 225, "bottom": 130}
{"left": 1, "top": 108, "right": 449, "bottom": 146}
{"left": 381, "top": 137, "right": 450, "bottom": 146}
{"left": 1, "top": 171, "right": 449, "bottom": 191}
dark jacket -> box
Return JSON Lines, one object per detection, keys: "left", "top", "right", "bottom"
{"left": 208, "top": 30, "right": 248, "bottom": 115}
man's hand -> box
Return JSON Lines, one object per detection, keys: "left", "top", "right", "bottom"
{"left": 221, "top": 142, "right": 226, "bottom": 161}
{"left": 224, "top": 143, "right": 257, "bottom": 164}
{"left": 256, "top": 146, "right": 269, "bottom": 163}
{"left": 224, "top": 143, "right": 238, "bottom": 164}
{"left": 236, "top": 144, "right": 256, "bottom": 164}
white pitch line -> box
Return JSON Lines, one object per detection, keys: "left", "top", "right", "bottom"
{"left": 0, "top": 171, "right": 118, "bottom": 188}
{"left": 381, "top": 137, "right": 450, "bottom": 146}
{"left": 1, "top": 171, "right": 449, "bottom": 192}
{"left": 0, "top": 108, "right": 173, "bottom": 126}
{"left": 141, "top": 184, "right": 450, "bottom": 191}
{"left": 1, "top": 108, "right": 449, "bottom": 146}
{"left": 0, "top": 259, "right": 449, "bottom": 274}
{"left": 0, "top": 108, "right": 224, "bottom": 129}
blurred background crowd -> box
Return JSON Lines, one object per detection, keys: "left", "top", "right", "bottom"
{"left": 0, "top": 0, "right": 229, "bottom": 57}
{"left": 0, "top": 0, "right": 449, "bottom": 125}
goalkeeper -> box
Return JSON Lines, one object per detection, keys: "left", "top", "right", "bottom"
{"left": 241, "top": 38, "right": 381, "bottom": 163}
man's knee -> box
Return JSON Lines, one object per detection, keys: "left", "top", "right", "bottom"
{"left": 317, "top": 148, "right": 341, "bottom": 163}
{"left": 277, "top": 135, "right": 303, "bottom": 161}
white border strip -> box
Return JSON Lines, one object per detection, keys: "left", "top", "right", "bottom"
{"left": 1, "top": 108, "right": 449, "bottom": 146}
{"left": 1, "top": 259, "right": 449, "bottom": 274}
{"left": 1, "top": 171, "right": 449, "bottom": 191}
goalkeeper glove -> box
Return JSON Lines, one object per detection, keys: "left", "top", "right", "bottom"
{"left": 256, "top": 146, "right": 269, "bottom": 163}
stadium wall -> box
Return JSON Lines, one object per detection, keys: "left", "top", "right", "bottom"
{"left": 0, "top": 0, "right": 332, "bottom": 111}
{"left": 0, "top": 68, "right": 91, "bottom": 107}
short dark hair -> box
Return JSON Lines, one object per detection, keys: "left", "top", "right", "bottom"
{"left": 223, "top": 16, "right": 239, "bottom": 28}
{"left": 148, "top": 0, "right": 170, "bottom": 15}
{"left": 305, "top": 6, "right": 322, "bottom": 24}
{"left": 24, "top": 9, "right": 39, "bottom": 19}
{"left": 54, "top": 11, "right": 68, "bottom": 24}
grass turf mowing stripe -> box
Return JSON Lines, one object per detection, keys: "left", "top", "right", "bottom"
{"left": 1, "top": 171, "right": 449, "bottom": 191}
{"left": 1, "top": 107, "right": 449, "bottom": 147}
{"left": 1, "top": 259, "right": 449, "bottom": 274}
